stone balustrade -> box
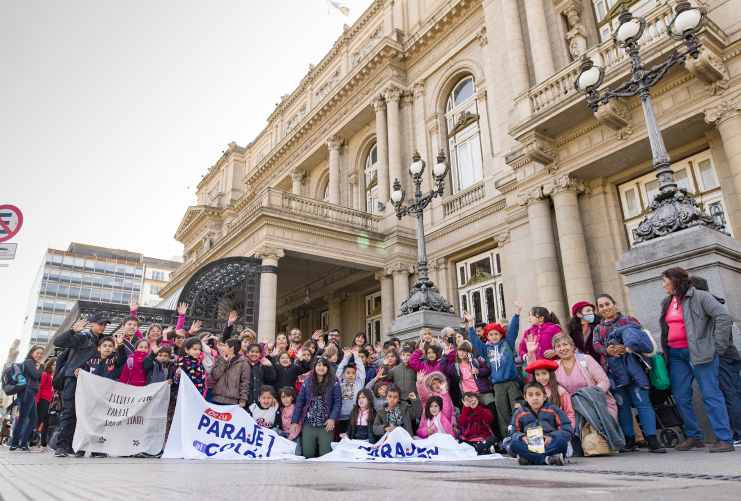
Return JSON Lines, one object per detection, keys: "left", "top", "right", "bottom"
{"left": 280, "top": 190, "right": 381, "bottom": 231}
{"left": 443, "top": 181, "right": 486, "bottom": 216}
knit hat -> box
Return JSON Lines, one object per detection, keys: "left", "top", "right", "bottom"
{"left": 483, "top": 323, "right": 507, "bottom": 339}
{"left": 524, "top": 359, "right": 559, "bottom": 374}
{"left": 571, "top": 301, "right": 595, "bottom": 317}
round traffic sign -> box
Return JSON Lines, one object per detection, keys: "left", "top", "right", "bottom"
{"left": 0, "top": 205, "right": 23, "bottom": 243}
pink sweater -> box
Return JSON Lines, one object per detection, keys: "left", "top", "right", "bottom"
{"left": 555, "top": 353, "right": 618, "bottom": 420}
{"left": 518, "top": 322, "right": 564, "bottom": 360}
{"left": 416, "top": 391, "right": 455, "bottom": 438}
{"left": 545, "top": 385, "right": 576, "bottom": 429}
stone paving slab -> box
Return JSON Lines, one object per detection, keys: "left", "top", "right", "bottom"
{"left": 0, "top": 447, "right": 739, "bottom": 501}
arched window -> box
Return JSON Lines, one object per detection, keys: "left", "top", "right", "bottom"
{"left": 445, "top": 76, "right": 483, "bottom": 194}
{"left": 365, "top": 144, "right": 379, "bottom": 213}
{"left": 323, "top": 181, "right": 330, "bottom": 202}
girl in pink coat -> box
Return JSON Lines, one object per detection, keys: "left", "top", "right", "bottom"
{"left": 518, "top": 307, "right": 565, "bottom": 361}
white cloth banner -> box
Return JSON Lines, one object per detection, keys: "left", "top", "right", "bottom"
{"left": 162, "top": 370, "right": 301, "bottom": 460}
{"left": 311, "top": 427, "right": 507, "bottom": 462}
{"left": 72, "top": 371, "right": 170, "bottom": 455}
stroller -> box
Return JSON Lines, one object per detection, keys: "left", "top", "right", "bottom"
{"left": 634, "top": 386, "right": 685, "bottom": 448}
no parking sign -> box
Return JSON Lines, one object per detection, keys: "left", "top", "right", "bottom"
{"left": 0, "top": 205, "right": 23, "bottom": 243}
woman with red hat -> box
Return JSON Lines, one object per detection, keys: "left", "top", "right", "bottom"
{"left": 566, "top": 302, "right": 601, "bottom": 361}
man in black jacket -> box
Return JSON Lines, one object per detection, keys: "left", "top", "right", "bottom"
{"left": 53, "top": 312, "right": 110, "bottom": 457}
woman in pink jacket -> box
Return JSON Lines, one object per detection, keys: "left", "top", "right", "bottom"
{"left": 518, "top": 307, "right": 565, "bottom": 361}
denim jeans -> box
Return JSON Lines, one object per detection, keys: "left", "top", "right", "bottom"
{"left": 11, "top": 388, "right": 38, "bottom": 448}
{"left": 508, "top": 437, "right": 568, "bottom": 465}
{"left": 609, "top": 373, "right": 656, "bottom": 436}
{"left": 717, "top": 357, "right": 741, "bottom": 441}
{"left": 669, "top": 348, "right": 732, "bottom": 443}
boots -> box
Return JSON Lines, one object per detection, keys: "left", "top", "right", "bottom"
{"left": 647, "top": 435, "right": 666, "bottom": 453}
{"left": 620, "top": 435, "right": 637, "bottom": 452}
{"left": 674, "top": 437, "right": 705, "bottom": 451}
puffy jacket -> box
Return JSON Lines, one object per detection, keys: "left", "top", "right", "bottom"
{"left": 416, "top": 390, "right": 455, "bottom": 438}
{"left": 459, "top": 404, "right": 494, "bottom": 441}
{"left": 469, "top": 314, "right": 521, "bottom": 385}
{"left": 245, "top": 359, "right": 277, "bottom": 407}
{"left": 607, "top": 325, "right": 654, "bottom": 388}
{"left": 593, "top": 313, "right": 642, "bottom": 372}
{"left": 440, "top": 349, "right": 492, "bottom": 394}
{"left": 36, "top": 372, "right": 54, "bottom": 403}
{"left": 292, "top": 377, "right": 343, "bottom": 425}
{"left": 659, "top": 287, "right": 733, "bottom": 367}
{"left": 518, "top": 322, "right": 564, "bottom": 360}
{"left": 211, "top": 354, "right": 251, "bottom": 406}
{"left": 119, "top": 349, "right": 148, "bottom": 386}
{"left": 53, "top": 328, "right": 103, "bottom": 372}
{"left": 510, "top": 398, "right": 574, "bottom": 443}
{"left": 409, "top": 349, "right": 446, "bottom": 375}
{"left": 142, "top": 352, "right": 175, "bottom": 384}
{"left": 383, "top": 362, "right": 417, "bottom": 397}
{"left": 372, "top": 399, "right": 422, "bottom": 437}
{"left": 270, "top": 357, "right": 310, "bottom": 392}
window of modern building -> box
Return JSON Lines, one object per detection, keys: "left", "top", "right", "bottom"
{"left": 80, "top": 288, "right": 90, "bottom": 300}
{"left": 124, "top": 279, "right": 133, "bottom": 290}
{"left": 95, "top": 261, "right": 106, "bottom": 272}
{"left": 116, "top": 264, "right": 126, "bottom": 275}
{"left": 135, "top": 266, "right": 143, "bottom": 277}
{"left": 456, "top": 250, "right": 504, "bottom": 323}
{"left": 83, "top": 273, "right": 92, "bottom": 285}
{"left": 85, "top": 259, "right": 96, "bottom": 270}
{"left": 69, "top": 287, "right": 80, "bottom": 298}
{"left": 91, "top": 289, "right": 101, "bottom": 300}
{"left": 60, "top": 271, "right": 71, "bottom": 282}
{"left": 126, "top": 265, "right": 136, "bottom": 276}
{"left": 101, "top": 290, "right": 112, "bottom": 301}
{"left": 58, "top": 285, "right": 69, "bottom": 296}
{"left": 71, "top": 272, "right": 82, "bottom": 284}
{"left": 93, "top": 275, "right": 103, "bottom": 286}
{"left": 74, "top": 257, "right": 85, "bottom": 269}
{"left": 114, "top": 277, "right": 124, "bottom": 289}
{"left": 52, "top": 254, "right": 63, "bottom": 266}
{"left": 365, "top": 144, "right": 379, "bottom": 214}
{"left": 45, "top": 283, "right": 56, "bottom": 295}
{"left": 62, "top": 256, "right": 74, "bottom": 268}
{"left": 151, "top": 271, "right": 165, "bottom": 281}
{"left": 446, "top": 76, "right": 483, "bottom": 194}
{"left": 106, "top": 262, "right": 116, "bottom": 273}
{"left": 150, "top": 285, "right": 163, "bottom": 295}
{"left": 618, "top": 150, "right": 730, "bottom": 244}
{"left": 103, "top": 276, "right": 114, "bottom": 287}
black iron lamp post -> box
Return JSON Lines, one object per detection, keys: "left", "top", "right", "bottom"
{"left": 391, "top": 149, "right": 455, "bottom": 316}
{"left": 575, "top": 1, "right": 727, "bottom": 243}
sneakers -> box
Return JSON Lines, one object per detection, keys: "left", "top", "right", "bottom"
{"left": 517, "top": 454, "right": 533, "bottom": 466}
{"left": 674, "top": 437, "right": 705, "bottom": 451}
{"left": 90, "top": 452, "right": 108, "bottom": 458}
{"left": 17, "top": 446, "right": 29, "bottom": 452}
{"left": 42, "top": 445, "right": 52, "bottom": 452}
{"left": 54, "top": 447, "right": 68, "bottom": 457}
{"left": 28, "top": 445, "right": 43, "bottom": 453}
{"left": 709, "top": 440, "right": 735, "bottom": 453}
{"left": 9, "top": 446, "right": 20, "bottom": 452}
{"left": 546, "top": 453, "right": 564, "bottom": 466}
{"left": 647, "top": 435, "right": 666, "bottom": 453}
{"left": 620, "top": 435, "right": 637, "bottom": 452}
{"left": 74, "top": 450, "right": 86, "bottom": 458}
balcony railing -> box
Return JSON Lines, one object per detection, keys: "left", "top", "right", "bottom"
{"left": 528, "top": 2, "right": 676, "bottom": 115}
{"left": 443, "top": 181, "right": 486, "bottom": 216}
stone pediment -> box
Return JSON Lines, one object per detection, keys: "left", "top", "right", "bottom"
{"left": 461, "top": 269, "right": 494, "bottom": 288}
{"left": 174, "top": 205, "right": 224, "bottom": 244}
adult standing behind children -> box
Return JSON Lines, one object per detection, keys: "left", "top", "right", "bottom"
{"left": 566, "top": 302, "right": 601, "bottom": 361}
{"left": 53, "top": 313, "right": 110, "bottom": 458}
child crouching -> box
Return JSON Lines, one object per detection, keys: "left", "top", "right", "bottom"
{"left": 459, "top": 392, "right": 499, "bottom": 455}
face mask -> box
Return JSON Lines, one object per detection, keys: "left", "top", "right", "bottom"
{"left": 583, "top": 314, "right": 595, "bottom": 324}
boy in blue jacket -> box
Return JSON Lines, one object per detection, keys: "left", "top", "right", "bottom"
{"left": 508, "top": 380, "right": 573, "bottom": 465}
{"left": 465, "top": 298, "right": 523, "bottom": 436}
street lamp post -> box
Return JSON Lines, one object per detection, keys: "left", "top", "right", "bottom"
{"left": 575, "top": 1, "right": 727, "bottom": 243}
{"left": 391, "top": 150, "right": 455, "bottom": 316}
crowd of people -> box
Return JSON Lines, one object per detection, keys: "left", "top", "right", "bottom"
{"left": 4, "top": 266, "right": 740, "bottom": 466}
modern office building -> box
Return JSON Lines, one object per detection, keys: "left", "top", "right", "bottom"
{"left": 18, "top": 243, "right": 180, "bottom": 357}
{"left": 140, "top": 256, "right": 183, "bottom": 307}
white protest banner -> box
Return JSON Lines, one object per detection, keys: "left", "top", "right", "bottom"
{"left": 162, "top": 370, "right": 301, "bottom": 460}
{"left": 311, "top": 427, "right": 507, "bottom": 462}
{"left": 72, "top": 371, "right": 170, "bottom": 455}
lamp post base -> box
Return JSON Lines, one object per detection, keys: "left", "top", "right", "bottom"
{"left": 398, "top": 280, "right": 454, "bottom": 317}
{"left": 633, "top": 188, "right": 728, "bottom": 243}
{"left": 386, "top": 309, "right": 461, "bottom": 341}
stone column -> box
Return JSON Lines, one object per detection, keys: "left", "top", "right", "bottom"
{"left": 518, "top": 188, "right": 567, "bottom": 321}
{"left": 372, "top": 95, "right": 390, "bottom": 205}
{"left": 327, "top": 136, "right": 341, "bottom": 205}
{"left": 523, "top": 0, "right": 555, "bottom": 83}
{"left": 324, "top": 292, "right": 344, "bottom": 341}
{"left": 491, "top": 0, "right": 530, "bottom": 96}
{"left": 705, "top": 94, "right": 741, "bottom": 224}
{"left": 291, "top": 168, "right": 305, "bottom": 196}
{"left": 388, "top": 262, "right": 414, "bottom": 321}
{"left": 543, "top": 175, "right": 595, "bottom": 309}
{"left": 255, "top": 246, "right": 284, "bottom": 341}
{"left": 375, "top": 269, "right": 394, "bottom": 340}
{"left": 385, "top": 85, "right": 404, "bottom": 191}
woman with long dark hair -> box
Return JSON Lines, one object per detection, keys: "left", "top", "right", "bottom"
{"left": 31, "top": 357, "right": 56, "bottom": 451}
{"left": 290, "top": 358, "right": 341, "bottom": 458}
{"left": 566, "top": 302, "right": 601, "bottom": 361}
{"left": 10, "top": 346, "right": 44, "bottom": 452}
{"left": 659, "top": 267, "right": 734, "bottom": 453}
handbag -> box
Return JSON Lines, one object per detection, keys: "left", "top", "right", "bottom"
{"left": 648, "top": 354, "right": 670, "bottom": 390}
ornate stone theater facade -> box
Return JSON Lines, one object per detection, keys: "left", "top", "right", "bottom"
{"left": 161, "top": 0, "right": 741, "bottom": 345}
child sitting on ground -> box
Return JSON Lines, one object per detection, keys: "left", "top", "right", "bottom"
{"left": 525, "top": 359, "right": 575, "bottom": 429}
{"left": 508, "top": 381, "right": 573, "bottom": 466}
{"left": 248, "top": 386, "right": 282, "bottom": 435}
{"left": 372, "top": 384, "right": 420, "bottom": 437}
{"left": 459, "top": 393, "right": 499, "bottom": 455}
{"left": 339, "top": 389, "right": 378, "bottom": 443}
{"left": 416, "top": 386, "right": 454, "bottom": 439}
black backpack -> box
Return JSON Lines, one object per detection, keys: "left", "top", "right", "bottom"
{"left": 51, "top": 349, "right": 71, "bottom": 392}
{"left": 1, "top": 362, "right": 27, "bottom": 395}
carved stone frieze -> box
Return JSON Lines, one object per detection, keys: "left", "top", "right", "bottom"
{"left": 686, "top": 46, "right": 730, "bottom": 96}
{"left": 494, "top": 230, "right": 511, "bottom": 245}
{"left": 315, "top": 68, "right": 342, "bottom": 103}
{"left": 351, "top": 25, "right": 383, "bottom": 68}
{"left": 284, "top": 104, "right": 307, "bottom": 137}
{"left": 704, "top": 92, "right": 741, "bottom": 126}
{"left": 595, "top": 100, "right": 633, "bottom": 140}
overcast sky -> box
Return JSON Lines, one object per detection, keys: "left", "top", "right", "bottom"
{"left": 0, "top": 0, "right": 374, "bottom": 358}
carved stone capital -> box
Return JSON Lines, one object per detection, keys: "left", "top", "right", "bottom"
{"left": 384, "top": 84, "right": 404, "bottom": 103}
{"left": 255, "top": 246, "right": 285, "bottom": 261}
{"left": 476, "top": 26, "right": 488, "bottom": 47}
{"left": 542, "top": 175, "right": 586, "bottom": 197}
{"left": 290, "top": 167, "right": 307, "bottom": 183}
{"left": 323, "top": 291, "right": 346, "bottom": 303}
{"left": 427, "top": 258, "right": 442, "bottom": 271}
{"left": 595, "top": 100, "right": 633, "bottom": 140}
{"left": 517, "top": 187, "right": 547, "bottom": 207}
{"left": 371, "top": 95, "right": 386, "bottom": 112}
{"left": 348, "top": 170, "right": 359, "bottom": 185}
{"left": 512, "top": 131, "right": 558, "bottom": 172}
{"left": 386, "top": 262, "right": 414, "bottom": 276}
{"left": 704, "top": 92, "right": 741, "bottom": 127}
{"left": 494, "top": 230, "right": 511, "bottom": 245}
{"left": 686, "top": 46, "right": 730, "bottom": 96}
{"left": 413, "top": 79, "right": 426, "bottom": 100}
{"left": 327, "top": 135, "right": 342, "bottom": 151}
{"left": 285, "top": 308, "right": 301, "bottom": 319}
{"left": 476, "top": 88, "right": 487, "bottom": 102}
{"left": 374, "top": 269, "right": 392, "bottom": 281}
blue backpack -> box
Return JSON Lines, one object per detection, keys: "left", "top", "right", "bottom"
{"left": 2, "top": 362, "right": 27, "bottom": 395}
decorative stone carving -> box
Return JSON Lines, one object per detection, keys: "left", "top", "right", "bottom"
{"left": 542, "top": 175, "right": 586, "bottom": 197}
{"left": 284, "top": 104, "right": 307, "bottom": 137}
{"left": 476, "top": 26, "right": 488, "bottom": 47}
{"left": 413, "top": 79, "right": 426, "bottom": 100}
{"left": 426, "top": 113, "right": 439, "bottom": 134}
{"left": 427, "top": 259, "right": 441, "bottom": 271}
{"left": 374, "top": 269, "right": 392, "bottom": 280}
{"left": 518, "top": 187, "right": 547, "bottom": 207}
{"left": 515, "top": 131, "right": 558, "bottom": 173}
{"left": 208, "top": 187, "right": 220, "bottom": 205}
{"left": 327, "top": 135, "right": 342, "bottom": 151}
{"left": 476, "top": 88, "right": 487, "bottom": 102}
{"left": 384, "top": 84, "right": 404, "bottom": 103}
{"left": 686, "top": 46, "right": 730, "bottom": 96}
{"left": 285, "top": 308, "right": 301, "bottom": 319}
{"left": 315, "top": 68, "right": 342, "bottom": 103}
{"left": 595, "top": 100, "right": 633, "bottom": 140}
{"left": 560, "top": 0, "right": 587, "bottom": 60}
{"left": 351, "top": 25, "right": 383, "bottom": 68}
{"left": 386, "top": 262, "right": 415, "bottom": 276}
{"left": 705, "top": 92, "right": 741, "bottom": 126}
{"left": 371, "top": 95, "right": 386, "bottom": 111}
{"left": 494, "top": 230, "right": 511, "bottom": 245}
{"left": 290, "top": 167, "right": 306, "bottom": 183}
{"left": 254, "top": 246, "right": 285, "bottom": 261}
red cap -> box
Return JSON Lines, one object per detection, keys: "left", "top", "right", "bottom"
{"left": 571, "top": 301, "right": 595, "bottom": 317}
{"left": 483, "top": 323, "right": 507, "bottom": 339}
{"left": 524, "top": 359, "right": 559, "bottom": 373}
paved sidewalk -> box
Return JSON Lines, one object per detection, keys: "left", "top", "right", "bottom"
{"left": 0, "top": 446, "right": 739, "bottom": 501}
